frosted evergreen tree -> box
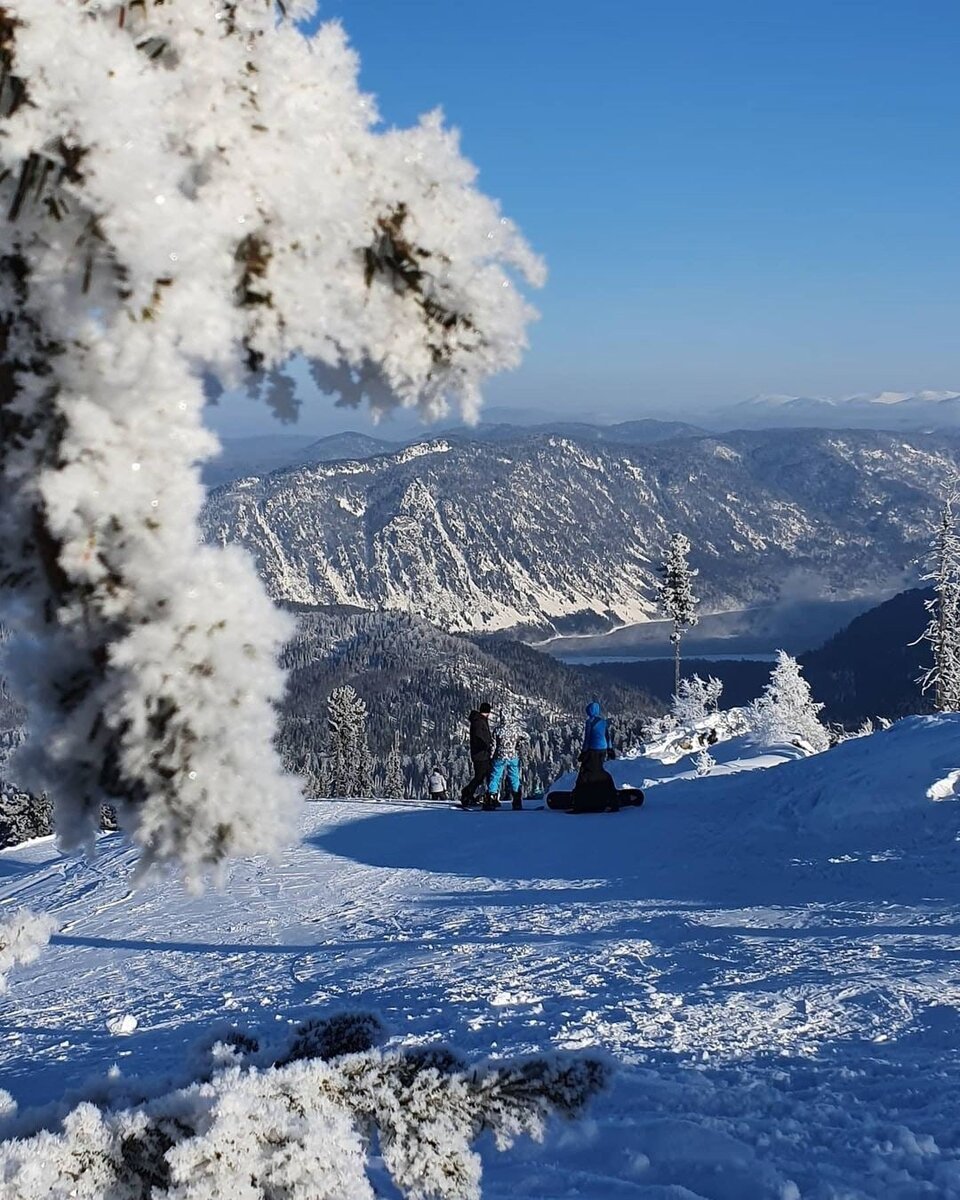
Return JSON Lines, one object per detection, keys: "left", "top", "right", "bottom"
{"left": 672, "top": 674, "right": 722, "bottom": 725}
{"left": 693, "top": 748, "right": 716, "bottom": 777}
{"left": 384, "top": 734, "right": 405, "bottom": 799}
{"left": 326, "top": 685, "right": 374, "bottom": 797}
{"left": 748, "top": 651, "right": 829, "bottom": 753}
{"left": 354, "top": 701, "right": 374, "bottom": 799}
{"left": 916, "top": 494, "right": 960, "bottom": 712}
{"left": 0, "top": 0, "right": 542, "bottom": 882}
{"left": 300, "top": 747, "right": 329, "bottom": 801}
{"left": 327, "top": 686, "right": 361, "bottom": 798}
{"left": 658, "top": 533, "right": 700, "bottom": 693}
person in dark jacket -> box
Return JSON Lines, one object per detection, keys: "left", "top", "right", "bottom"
{"left": 460, "top": 702, "right": 493, "bottom": 807}
{"left": 572, "top": 700, "right": 619, "bottom": 813}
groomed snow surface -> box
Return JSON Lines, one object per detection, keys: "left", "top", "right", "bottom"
{"left": 1, "top": 715, "right": 960, "bottom": 1198}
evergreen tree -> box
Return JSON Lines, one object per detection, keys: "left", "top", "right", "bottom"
{"left": 354, "top": 709, "right": 375, "bottom": 799}
{"left": 327, "top": 685, "right": 375, "bottom": 798}
{"left": 384, "top": 735, "right": 405, "bottom": 799}
{"left": 748, "top": 651, "right": 829, "bottom": 753}
{"left": 917, "top": 494, "right": 960, "bottom": 712}
{"left": 672, "top": 675, "right": 722, "bottom": 725}
{"left": 327, "top": 686, "right": 359, "bottom": 798}
{"left": 658, "top": 533, "right": 700, "bottom": 694}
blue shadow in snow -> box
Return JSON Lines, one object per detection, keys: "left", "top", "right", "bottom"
{"left": 312, "top": 807, "right": 960, "bottom": 911}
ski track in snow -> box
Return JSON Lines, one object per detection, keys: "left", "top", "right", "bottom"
{"left": 2, "top": 720, "right": 960, "bottom": 1197}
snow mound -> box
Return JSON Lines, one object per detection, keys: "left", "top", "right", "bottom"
{"left": 929, "top": 768, "right": 960, "bottom": 803}
{"left": 549, "top": 708, "right": 802, "bottom": 797}
{"left": 755, "top": 714, "right": 960, "bottom": 835}
{"left": 106, "top": 1013, "right": 139, "bottom": 1036}
{"left": 639, "top": 708, "right": 751, "bottom": 765}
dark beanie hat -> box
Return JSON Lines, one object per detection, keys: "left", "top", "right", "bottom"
{"left": 479, "top": 702, "right": 492, "bottom": 713}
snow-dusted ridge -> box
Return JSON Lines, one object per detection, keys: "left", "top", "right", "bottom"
{"left": 202, "top": 426, "right": 960, "bottom": 635}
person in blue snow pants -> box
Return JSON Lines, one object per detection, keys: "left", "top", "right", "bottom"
{"left": 485, "top": 709, "right": 528, "bottom": 810}
{"left": 488, "top": 756, "right": 521, "bottom": 805}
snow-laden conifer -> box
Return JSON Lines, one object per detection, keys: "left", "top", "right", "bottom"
{"left": 326, "top": 685, "right": 373, "bottom": 797}
{"left": 658, "top": 533, "right": 699, "bottom": 693}
{"left": 748, "top": 651, "right": 829, "bottom": 753}
{"left": 327, "top": 686, "right": 358, "bottom": 798}
{"left": 672, "top": 674, "right": 722, "bottom": 725}
{"left": 0, "top": 2, "right": 541, "bottom": 880}
{"left": 916, "top": 493, "right": 960, "bottom": 712}
{"left": 384, "top": 734, "right": 405, "bottom": 799}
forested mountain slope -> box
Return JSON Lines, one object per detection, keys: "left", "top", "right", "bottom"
{"left": 800, "top": 587, "right": 933, "bottom": 723}
{"left": 204, "top": 428, "right": 958, "bottom": 634}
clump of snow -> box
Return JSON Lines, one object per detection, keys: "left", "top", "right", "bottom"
{"left": 928, "top": 768, "right": 960, "bottom": 802}
{"left": 106, "top": 1014, "right": 138, "bottom": 1037}
{"left": 640, "top": 707, "right": 750, "bottom": 767}
{"left": 0, "top": 907, "right": 56, "bottom": 994}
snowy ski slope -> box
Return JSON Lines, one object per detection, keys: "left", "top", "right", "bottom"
{"left": 0, "top": 716, "right": 959, "bottom": 1197}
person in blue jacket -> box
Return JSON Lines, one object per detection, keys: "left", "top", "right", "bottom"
{"left": 572, "top": 701, "right": 619, "bottom": 812}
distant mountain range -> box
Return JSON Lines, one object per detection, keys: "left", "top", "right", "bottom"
{"left": 704, "top": 391, "right": 960, "bottom": 432}
{"left": 203, "top": 431, "right": 401, "bottom": 487}
{"left": 203, "top": 426, "right": 959, "bottom": 636}
{"left": 204, "top": 391, "right": 960, "bottom": 490}
{"left": 204, "top": 418, "right": 705, "bottom": 488}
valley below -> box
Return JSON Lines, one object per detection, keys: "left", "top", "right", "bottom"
{"left": 540, "top": 593, "right": 894, "bottom": 662}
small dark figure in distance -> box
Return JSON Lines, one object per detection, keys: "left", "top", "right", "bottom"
{"left": 428, "top": 766, "right": 448, "bottom": 804}
{"left": 486, "top": 707, "right": 528, "bottom": 810}
{"left": 460, "top": 702, "right": 493, "bottom": 808}
{"left": 572, "top": 701, "right": 620, "bottom": 813}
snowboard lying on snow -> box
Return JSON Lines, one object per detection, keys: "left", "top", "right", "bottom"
{"left": 546, "top": 789, "right": 645, "bottom": 811}
{"left": 456, "top": 803, "right": 546, "bottom": 811}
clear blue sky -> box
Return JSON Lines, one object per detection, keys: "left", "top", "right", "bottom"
{"left": 211, "top": 0, "right": 960, "bottom": 435}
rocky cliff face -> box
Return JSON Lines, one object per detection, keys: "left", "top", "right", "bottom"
{"left": 202, "top": 428, "right": 960, "bottom": 634}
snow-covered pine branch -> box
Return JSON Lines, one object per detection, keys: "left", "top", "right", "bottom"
{"left": 916, "top": 493, "right": 960, "bottom": 712}
{"left": 0, "top": 1, "right": 541, "bottom": 880}
{"left": 657, "top": 533, "right": 700, "bottom": 693}
{"left": 0, "top": 1009, "right": 608, "bottom": 1200}
{"left": 748, "top": 651, "right": 829, "bottom": 754}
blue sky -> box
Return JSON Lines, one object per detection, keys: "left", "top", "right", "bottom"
{"left": 210, "top": 0, "right": 960, "bottom": 435}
